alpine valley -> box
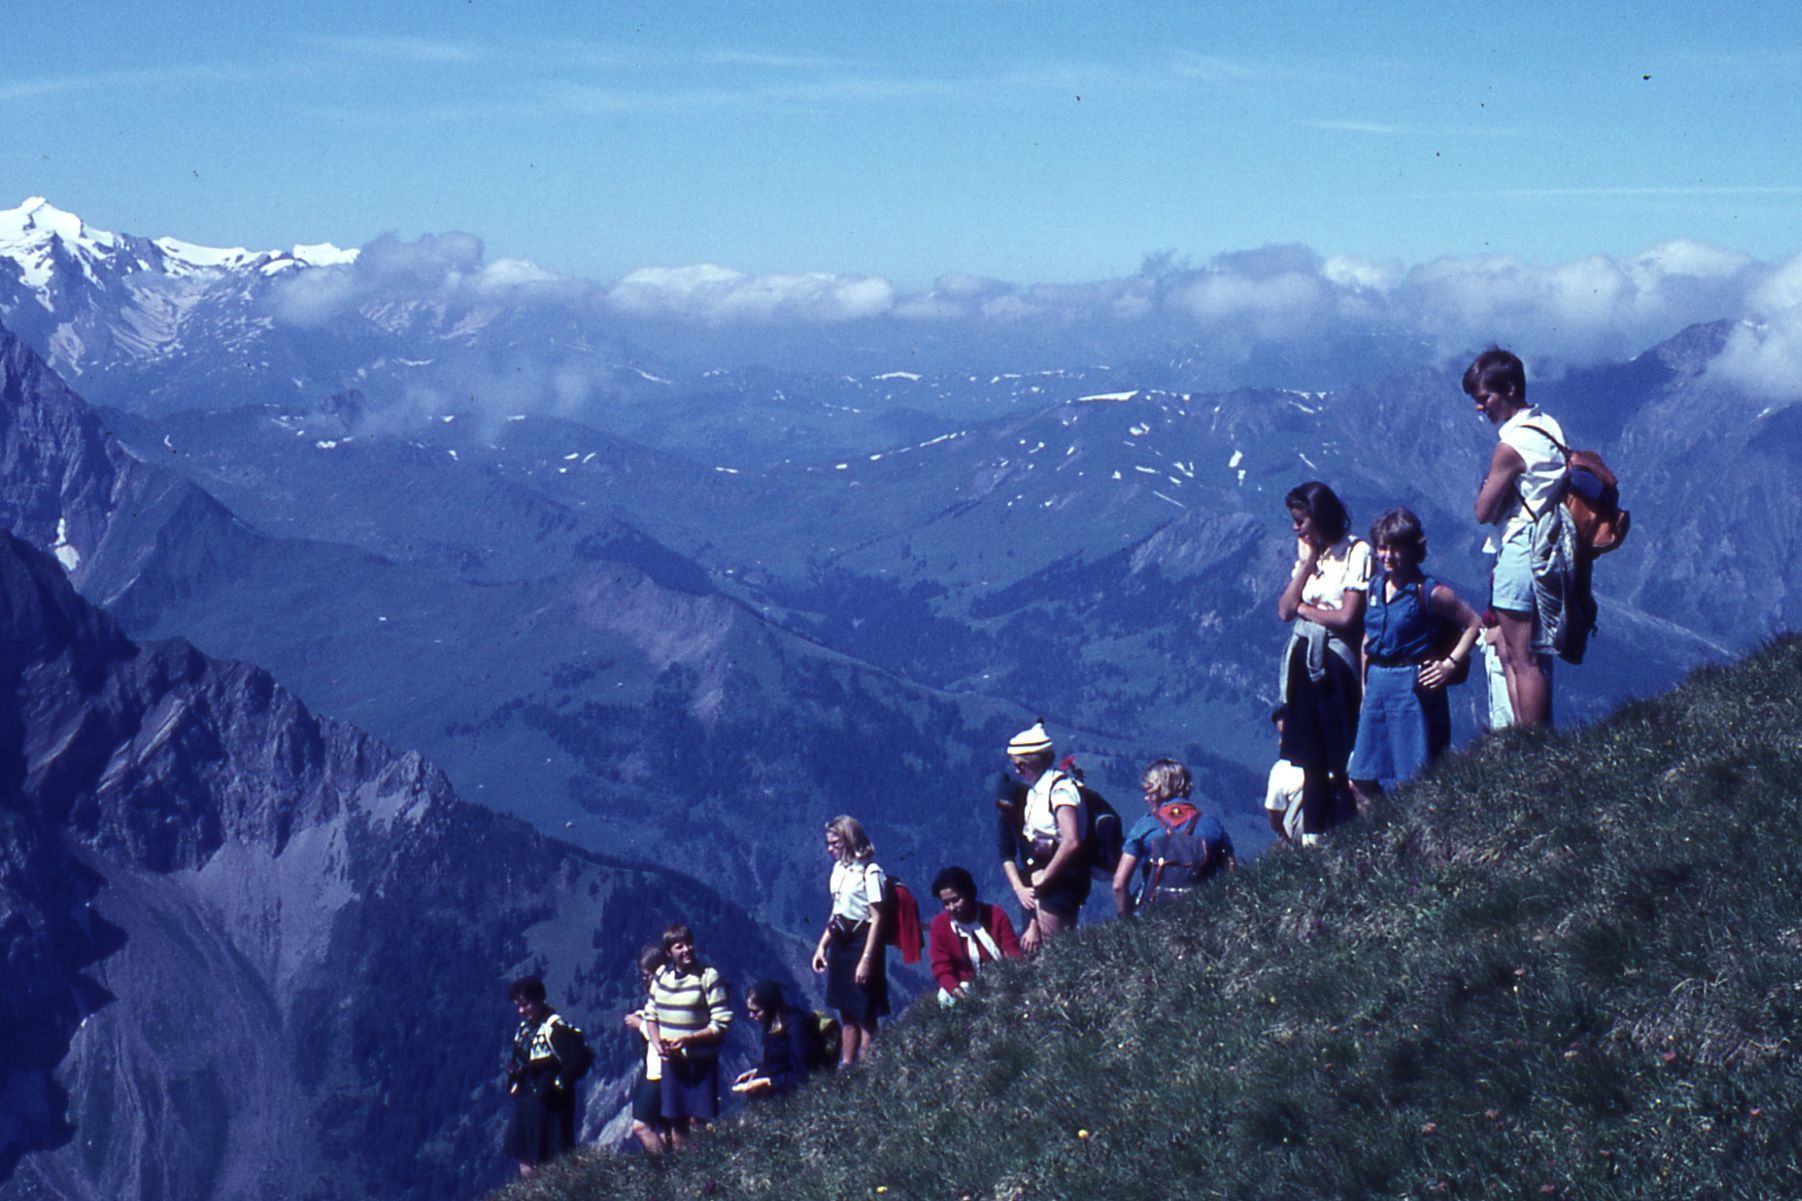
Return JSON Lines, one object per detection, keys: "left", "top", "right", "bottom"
{"left": 2, "top": 197, "right": 1796, "bottom": 1201}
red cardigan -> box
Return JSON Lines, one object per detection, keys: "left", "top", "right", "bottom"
{"left": 927, "top": 903, "right": 1022, "bottom": 995}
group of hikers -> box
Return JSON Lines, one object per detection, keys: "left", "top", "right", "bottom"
{"left": 503, "top": 346, "right": 1610, "bottom": 1175}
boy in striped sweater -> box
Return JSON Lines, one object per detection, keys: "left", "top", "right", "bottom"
{"left": 642, "top": 923, "right": 732, "bottom": 1148}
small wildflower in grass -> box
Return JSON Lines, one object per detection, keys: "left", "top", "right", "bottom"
{"left": 1420, "top": 1122, "right": 1438, "bottom": 1136}
{"left": 1076, "top": 1129, "right": 1090, "bottom": 1140}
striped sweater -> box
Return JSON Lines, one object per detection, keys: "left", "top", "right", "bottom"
{"left": 643, "top": 964, "right": 731, "bottom": 1061}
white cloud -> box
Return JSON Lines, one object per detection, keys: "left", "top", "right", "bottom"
{"left": 1321, "top": 255, "right": 1398, "bottom": 292}
{"left": 1302, "top": 119, "right": 1407, "bottom": 135}
{"left": 262, "top": 222, "right": 1796, "bottom": 394}
{"left": 604, "top": 264, "right": 897, "bottom": 323}
{"left": 267, "top": 230, "right": 582, "bottom": 326}
{"left": 1707, "top": 251, "right": 1802, "bottom": 399}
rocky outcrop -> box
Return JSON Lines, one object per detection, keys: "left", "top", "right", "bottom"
{"left": 0, "top": 533, "right": 794, "bottom": 1201}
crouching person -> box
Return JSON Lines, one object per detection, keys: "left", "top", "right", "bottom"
{"left": 733, "top": 981, "right": 820, "bottom": 1100}
{"left": 928, "top": 865, "right": 1022, "bottom": 1004}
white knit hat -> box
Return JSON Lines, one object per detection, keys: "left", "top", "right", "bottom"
{"left": 1007, "top": 721, "right": 1053, "bottom": 756}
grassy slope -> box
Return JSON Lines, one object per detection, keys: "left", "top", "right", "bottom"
{"left": 502, "top": 638, "right": 1802, "bottom": 1201}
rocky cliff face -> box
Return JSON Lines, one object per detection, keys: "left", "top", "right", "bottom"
{"left": 0, "top": 532, "right": 794, "bottom": 1201}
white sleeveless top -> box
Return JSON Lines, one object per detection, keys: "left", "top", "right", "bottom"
{"left": 1497, "top": 407, "right": 1567, "bottom": 536}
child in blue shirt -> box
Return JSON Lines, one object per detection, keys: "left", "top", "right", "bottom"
{"left": 1111, "top": 758, "right": 1234, "bottom": 917}
{"left": 1347, "top": 508, "right": 1481, "bottom": 809}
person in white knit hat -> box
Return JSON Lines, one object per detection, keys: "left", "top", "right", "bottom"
{"left": 1000, "top": 721, "right": 1089, "bottom": 952}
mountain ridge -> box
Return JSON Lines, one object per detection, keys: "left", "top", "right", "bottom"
{"left": 0, "top": 529, "right": 799, "bottom": 1201}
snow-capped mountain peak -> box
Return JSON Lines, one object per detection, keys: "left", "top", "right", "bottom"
{"left": 0, "top": 197, "right": 361, "bottom": 382}
{"left": 0, "top": 196, "right": 117, "bottom": 251}
{"left": 1, "top": 197, "right": 120, "bottom": 289}
{"left": 2, "top": 196, "right": 359, "bottom": 284}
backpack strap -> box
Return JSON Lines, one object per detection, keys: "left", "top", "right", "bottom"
{"left": 1143, "top": 855, "right": 1166, "bottom": 907}
{"left": 1512, "top": 422, "right": 1572, "bottom": 523}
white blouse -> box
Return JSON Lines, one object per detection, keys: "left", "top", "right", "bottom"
{"left": 829, "top": 858, "right": 886, "bottom": 923}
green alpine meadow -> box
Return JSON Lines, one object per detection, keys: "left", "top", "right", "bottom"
{"left": 502, "top": 638, "right": 1802, "bottom": 1201}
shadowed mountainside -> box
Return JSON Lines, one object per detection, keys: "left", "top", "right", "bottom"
{"left": 0, "top": 531, "right": 797, "bottom": 1201}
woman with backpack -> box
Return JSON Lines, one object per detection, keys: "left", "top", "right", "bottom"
{"left": 642, "top": 923, "right": 732, "bottom": 1149}
{"left": 732, "top": 980, "right": 822, "bottom": 1100}
{"left": 502, "top": 976, "right": 587, "bottom": 1176}
{"left": 1347, "top": 508, "right": 1481, "bottom": 808}
{"left": 1275, "top": 481, "right": 1370, "bottom": 845}
{"left": 1001, "top": 722, "right": 1089, "bottom": 952}
{"left": 810, "top": 815, "right": 888, "bottom": 1066}
{"left": 1463, "top": 347, "right": 1569, "bottom": 726}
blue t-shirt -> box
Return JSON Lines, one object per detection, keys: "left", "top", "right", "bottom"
{"left": 1123, "top": 811, "right": 1232, "bottom": 888}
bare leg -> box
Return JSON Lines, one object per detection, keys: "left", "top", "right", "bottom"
{"left": 517, "top": 1162, "right": 535, "bottom": 1178}
{"left": 633, "top": 1121, "right": 669, "bottom": 1154}
{"left": 1350, "top": 778, "right": 1382, "bottom": 816}
{"left": 840, "top": 1016, "right": 877, "bottom": 1066}
{"left": 1035, "top": 907, "right": 1078, "bottom": 938}
{"left": 668, "top": 1118, "right": 694, "bottom": 1151}
{"left": 1493, "top": 609, "right": 1551, "bottom": 726}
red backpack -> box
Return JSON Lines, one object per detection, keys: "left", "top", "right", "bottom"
{"left": 880, "top": 878, "right": 925, "bottom": 965}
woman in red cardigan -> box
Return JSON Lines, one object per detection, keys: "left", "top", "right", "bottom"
{"left": 927, "top": 865, "right": 1022, "bottom": 1005}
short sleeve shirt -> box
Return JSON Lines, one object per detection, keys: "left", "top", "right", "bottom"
{"left": 1497, "top": 408, "right": 1567, "bottom": 537}
{"left": 1299, "top": 538, "right": 1372, "bottom": 610}
{"left": 1022, "top": 771, "right": 1084, "bottom": 844}
{"left": 830, "top": 858, "right": 886, "bottom": 923}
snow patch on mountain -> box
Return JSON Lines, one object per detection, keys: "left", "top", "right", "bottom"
{"left": 51, "top": 516, "right": 80, "bottom": 571}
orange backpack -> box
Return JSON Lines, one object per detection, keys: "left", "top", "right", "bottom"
{"left": 1522, "top": 424, "right": 1631, "bottom": 558}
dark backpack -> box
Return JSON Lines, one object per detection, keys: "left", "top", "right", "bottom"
{"left": 1057, "top": 759, "right": 1123, "bottom": 879}
{"left": 1140, "top": 805, "right": 1219, "bottom": 906}
{"left": 549, "top": 1016, "right": 595, "bottom": 1082}
{"left": 1521, "top": 424, "right": 1631, "bottom": 559}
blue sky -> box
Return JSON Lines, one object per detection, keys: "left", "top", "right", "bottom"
{"left": 5, "top": 1, "right": 1802, "bottom": 290}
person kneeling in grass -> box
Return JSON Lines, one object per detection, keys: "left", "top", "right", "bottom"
{"left": 927, "top": 865, "right": 1021, "bottom": 1005}
{"left": 733, "top": 980, "right": 820, "bottom": 1100}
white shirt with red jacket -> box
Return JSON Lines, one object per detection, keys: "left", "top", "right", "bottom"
{"left": 928, "top": 902, "right": 1022, "bottom": 1004}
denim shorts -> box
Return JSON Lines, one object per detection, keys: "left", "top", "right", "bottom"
{"left": 1489, "top": 525, "right": 1535, "bottom": 613}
